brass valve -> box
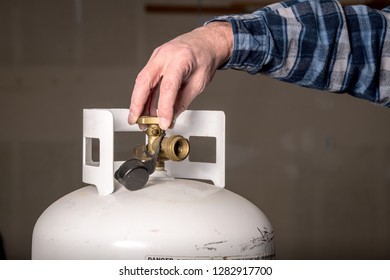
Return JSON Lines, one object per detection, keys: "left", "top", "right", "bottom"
{"left": 114, "top": 116, "right": 190, "bottom": 191}
{"left": 134, "top": 116, "right": 190, "bottom": 165}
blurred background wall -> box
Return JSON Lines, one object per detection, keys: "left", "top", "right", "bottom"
{"left": 0, "top": 0, "right": 389, "bottom": 259}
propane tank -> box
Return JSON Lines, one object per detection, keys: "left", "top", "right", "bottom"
{"left": 32, "top": 109, "right": 275, "bottom": 260}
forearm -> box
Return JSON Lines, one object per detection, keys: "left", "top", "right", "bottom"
{"left": 208, "top": 0, "right": 390, "bottom": 106}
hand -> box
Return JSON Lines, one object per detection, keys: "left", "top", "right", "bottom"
{"left": 128, "top": 21, "right": 233, "bottom": 129}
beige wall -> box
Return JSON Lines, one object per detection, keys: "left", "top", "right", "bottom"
{"left": 0, "top": 0, "right": 389, "bottom": 259}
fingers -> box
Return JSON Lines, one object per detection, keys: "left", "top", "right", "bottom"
{"left": 128, "top": 66, "right": 161, "bottom": 125}
{"left": 171, "top": 71, "right": 213, "bottom": 122}
{"left": 157, "top": 71, "right": 185, "bottom": 130}
{"left": 137, "top": 85, "right": 159, "bottom": 130}
{"left": 129, "top": 23, "right": 232, "bottom": 129}
{"left": 129, "top": 38, "right": 209, "bottom": 129}
{"left": 130, "top": 65, "right": 209, "bottom": 130}
{"left": 129, "top": 65, "right": 187, "bottom": 130}
{"left": 141, "top": 81, "right": 160, "bottom": 117}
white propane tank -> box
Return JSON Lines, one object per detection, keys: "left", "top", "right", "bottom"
{"left": 32, "top": 109, "right": 275, "bottom": 260}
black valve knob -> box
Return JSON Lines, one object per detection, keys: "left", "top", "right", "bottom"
{"left": 114, "top": 159, "right": 149, "bottom": 191}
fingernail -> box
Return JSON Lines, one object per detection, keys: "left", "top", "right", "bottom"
{"left": 159, "top": 117, "right": 170, "bottom": 130}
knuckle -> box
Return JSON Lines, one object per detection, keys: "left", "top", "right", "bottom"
{"left": 135, "top": 71, "right": 150, "bottom": 87}
{"left": 176, "top": 48, "right": 191, "bottom": 61}
{"left": 177, "top": 48, "right": 195, "bottom": 66}
{"left": 151, "top": 46, "right": 161, "bottom": 56}
{"left": 160, "top": 79, "right": 178, "bottom": 93}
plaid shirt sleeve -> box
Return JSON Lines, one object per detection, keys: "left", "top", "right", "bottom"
{"left": 206, "top": 0, "right": 390, "bottom": 106}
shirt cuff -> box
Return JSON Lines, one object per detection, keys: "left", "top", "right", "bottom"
{"left": 204, "top": 15, "right": 269, "bottom": 74}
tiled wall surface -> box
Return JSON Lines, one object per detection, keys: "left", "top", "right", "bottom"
{"left": 0, "top": 0, "right": 389, "bottom": 259}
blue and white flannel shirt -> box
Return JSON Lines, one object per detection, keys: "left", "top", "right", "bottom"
{"left": 208, "top": 0, "right": 390, "bottom": 106}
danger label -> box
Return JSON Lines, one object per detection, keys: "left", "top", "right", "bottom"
{"left": 146, "top": 254, "right": 275, "bottom": 260}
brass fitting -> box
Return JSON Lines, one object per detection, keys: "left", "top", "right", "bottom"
{"left": 160, "top": 135, "right": 190, "bottom": 161}
{"left": 134, "top": 116, "right": 190, "bottom": 165}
